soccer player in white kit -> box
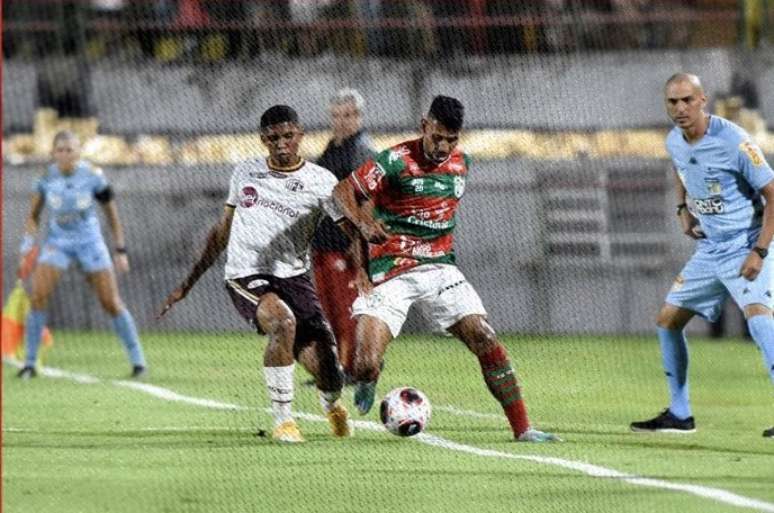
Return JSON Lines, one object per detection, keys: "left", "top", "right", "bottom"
{"left": 160, "top": 106, "right": 352, "bottom": 443}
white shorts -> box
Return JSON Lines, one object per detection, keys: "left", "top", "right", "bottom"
{"left": 352, "top": 264, "right": 487, "bottom": 337}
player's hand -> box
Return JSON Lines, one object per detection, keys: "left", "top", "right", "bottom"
{"left": 679, "top": 212, "right": 705, "bottom": 240}
{"left": 17, "top": 245, "right": 39, "bottom": 281}
{"left": 739, "top": 251, "right": 763, "bottom": 281}
{"left": 357, "top": 219, "right": 389, "bottom": 244}
{"left": 114, "top": 253, "right": 130, "bottom": 273}
{"left": 158, "top": 287, "right": 188, "bottom": 319}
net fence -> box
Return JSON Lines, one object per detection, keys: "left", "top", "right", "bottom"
{"left": 3, "top": 0, "right": 774, "bottom": 337}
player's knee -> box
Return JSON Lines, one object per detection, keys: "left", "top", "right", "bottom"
{"left": 656, "top": 306, "right": 684, "bottom": 330}
{"left": 102, "top": 298, "right": 124, "bottom": 316}
{"left": 29, "top": 293, "right": 50, "bottom": 310}
{"left": 743, "top": 303, "right": 771, "bottom": 319}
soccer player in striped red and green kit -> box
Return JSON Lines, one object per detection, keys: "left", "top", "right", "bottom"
{"left": 333, "top": 96, "right": 560, "bottom": 442}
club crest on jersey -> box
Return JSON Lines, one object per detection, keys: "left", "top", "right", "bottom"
{"left": 739, "top": 141, "right": 765, "bottom": 167}
{"left": 453, "top": 176, "right": 465, "bottom": 198}
{"left": 704, "top": 179, "right": 721, "bottom": 196}
{"left": 239, "top": 185, "right": 258, "bottom": 208}
{"left": 285, "top": 179, "right": 304, "bottom": 192}
{"left": 388, "top": 146, "right": 410, "bottom": 164}
{"left": 76, "top": 193, "right": 92, "bottom": 209}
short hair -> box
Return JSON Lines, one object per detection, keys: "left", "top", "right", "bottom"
{"left": 427, "top": 95, "right": 464, "bottom": 131}
{"left": 330, "top": 88, "right": 365, "bottom": 111}
{"left": 665, "top": 73, "right": 704, "bottom": 93}
{"left": 260, "top": 105, "right": 300, "bottom": 130}
{"left": 53, "top": 130, "right": 80, "bottom": 146}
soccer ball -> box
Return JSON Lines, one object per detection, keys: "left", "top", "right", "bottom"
{"left": 379, "top": 387, "right": 432, "bottom": 437}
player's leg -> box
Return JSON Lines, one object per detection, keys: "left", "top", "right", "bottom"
{"left": 87, "top": 269, "right": 147, "bottom": 376}
{"left": 352, "top": 315, "right": 394, "bottom": 414}
{"left": 271, "top": 272, "right": 351, "bottom": 436}
{"left": 726, "top": 252, "right": 774, "bottom": 437}
{"left": 19, "top": 263, "right": 63, "bottom": 377}
{"left": 631, "top": 304, "right": 699, "bottom": 432}
{"left": 312, "top": 249, "right": 358, "bottom": 379}
{"left": 631, "top": 250, "right": 725, "bottom": 432}
{"left": 448, "top": 313, "right": 559, "bottom": 442}
{"left": 255, "top": 292, "right": 304, "bottom": 442}
{"left": 294, "top": 317, "right": 351, "bottom": 437}
{"left": 349, "top": 276, "right": 414, "bottom": 415}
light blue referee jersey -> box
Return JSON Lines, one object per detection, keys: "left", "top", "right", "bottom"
{"left": 666, "top": 115, "right": 774, "bottom": 244}
{"left": 36, "top": 160, "right": 109, "bottom": 243}
{"left": 665, "top": 116, "right": 774, "bottom": 320}
{"left": 35, "top": 161, "right": 114, "bottom": 272}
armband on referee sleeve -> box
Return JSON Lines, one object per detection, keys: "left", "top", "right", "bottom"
{"left": 94, "top": 186, "right": 115, "bottom": 204}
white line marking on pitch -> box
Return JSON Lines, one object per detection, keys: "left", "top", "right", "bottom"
{"left": 6, "top": 360, "right": 774, "bottom": 513}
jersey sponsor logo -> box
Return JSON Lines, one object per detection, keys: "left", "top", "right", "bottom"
{"left": 406, "top": 215, "right": 453, "bottom": 230}
{"left": 285, "top": 178, "right": 304, "bottom": 192}
{"left": 240, "top": 185, "right": 259, "bottom": 207}
{"left": 692, "top": 197, "right": 725, "bottom": 215}
{"left": 739, "top": 141, "right": 765, "bottom": 167}
{"left": 365, "top": 163, "right": 386, "bottom": 191}
{"left": 249, "top": 172, "right": 269, "bottom": 179}
{"left": 239, "top": 185, "right": 300, "bottom": 218}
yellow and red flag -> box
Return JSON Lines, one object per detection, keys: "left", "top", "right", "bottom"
{"left": 1, "top": 246, "right": 54, "bottom": 364}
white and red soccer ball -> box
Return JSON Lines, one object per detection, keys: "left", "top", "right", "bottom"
{"left": 380, "top": 387, "right": 432, "bottom": 437}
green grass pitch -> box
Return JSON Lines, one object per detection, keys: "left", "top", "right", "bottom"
{"left": 3, "top": 331, "right": 773, "bottom": 513}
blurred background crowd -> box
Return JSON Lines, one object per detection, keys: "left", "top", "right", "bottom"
{"left": 3, "top": 0, "right": 772, "bottom": 63}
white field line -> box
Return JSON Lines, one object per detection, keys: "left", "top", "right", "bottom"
{"left": 5, "top": 360, "right": 774, "bottom": 513}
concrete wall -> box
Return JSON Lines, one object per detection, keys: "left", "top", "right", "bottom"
{"left": 5, "top": 157, "right": 742, "bottom": 336}
{"left": 4, "top": 48, "right": 773, "bottom": 133}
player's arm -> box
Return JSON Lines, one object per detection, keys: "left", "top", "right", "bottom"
{"left": 99, "top": 197, "right": 131, "bottom": 272}
{"left": 158, "top": 205, "right": 234, "bottom": 318}
{"left": 332, "top": 175, "right": 388, "bottom": 243}
{"left": 18, "top": 192, "right": 45, "bottom": 277}
{"left": 672, "top": 169, "right": 705, "bottom": 240}
{"left": 338, "top": 218, "right": 373, "bottom": 294}
{"left": 740, "top": 181, "right": 774, "bottom": 281}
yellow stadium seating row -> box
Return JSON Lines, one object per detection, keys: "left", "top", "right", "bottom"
{"left": 4, "top": 109, "right": 773, "bottom": 166}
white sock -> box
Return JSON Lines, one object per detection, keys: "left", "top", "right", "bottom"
{"left": 318, "top": 389, "right": 342, "bottom": 413}
{"left": 263, "top": 364, "right": 295, "bottom": 427}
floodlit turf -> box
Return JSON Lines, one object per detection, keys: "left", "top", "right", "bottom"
{"left": 3, "top": 331, "right": 773, "bottom": 513}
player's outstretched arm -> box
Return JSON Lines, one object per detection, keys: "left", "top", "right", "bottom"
{"left": 332, "top": 179, "right": 388, "bottom": 244}
{"left": 158, "top": 206, "right": 234, "bottom": 318}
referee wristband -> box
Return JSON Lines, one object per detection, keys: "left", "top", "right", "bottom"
{"left": 114, "top": 247, "right": 127, "bottom": 255}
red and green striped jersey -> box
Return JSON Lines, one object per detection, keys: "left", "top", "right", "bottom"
{"left": 349, "top": 138, "right": 471, "bottom": 284}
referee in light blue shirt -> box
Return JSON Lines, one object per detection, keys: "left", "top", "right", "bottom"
{"left": 630, "top": 73, "right": 774, "bottom": 438}
{"left": 17, "top": 130, "right": 147, "bottom": 379}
